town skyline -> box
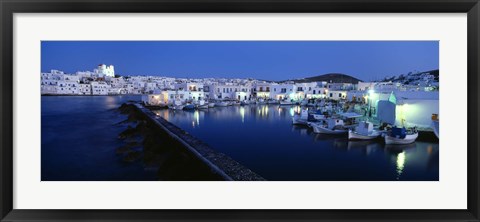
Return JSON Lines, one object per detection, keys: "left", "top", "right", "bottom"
{"left": 41, "top": 41, "right": 439, "bottom": 81}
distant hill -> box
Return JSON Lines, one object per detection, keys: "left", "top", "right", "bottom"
{"left": 381, "top": 69, "right": 439, "bottom": 84}
{"left": 279, "top": 73, "right": 362, "bottom": 84}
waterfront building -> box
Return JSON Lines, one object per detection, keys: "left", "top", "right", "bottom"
{"left": 327, "top": 82, "right": 356, "bottom": 91}
{"left": 270, "top": 84, "right": 295, "bottom": 100}
{"left": 207, "top": 83, "right": 252, "bottom": 100}
{"left": 91, "top": 81, "right": 111, "bottom": 95}
{"left": 326, "top": 90, "right": 348, "bottom": 101}
{"left": 174, "top": 83, "right": 205, "bottom": 101}
{"left": 55, "top": 80, "right": 80, "bottom": 95}
{"left": 395, "top": 91, "right": 439, "bottom": 128}
{"left": 79, "top": 83, "right": 92, "bottom": 95}
{"left": 142, "top": 93, "right": 167, "bottom": 106}
{"left": 254, "top": 82, "right": 272, "bottom": 99}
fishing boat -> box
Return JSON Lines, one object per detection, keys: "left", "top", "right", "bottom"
{"left": 267, "top": 99, "right": 279, "bottom": 104}
{"left": 257, "top": 98, "right": 266, "bottom": 105}
{"left": 384, "top": 126, "right": 418, "bottom": 145}
{"left": 348, "top": 121, "right": 381, "bottom": 140}
{"left": 280, "top": 100, "right": 294, "bottom": 106}
{"left": 168, "top": 100, "right": 184, "bottom": 110}
{"left": 240, "top": 100, "right": 250, "bottom": 106}
{"left": 215, "top": 101, "right": 229, "bottom": 107}
{"left": 292, "top": 109, "right": 309, "bottom": 126}
{"left": 183, "top": 103, "right": 196, "bottom": 110}
{"left": 196, "top": 100, "right": 209, "bottom": 109}
{"left": 310, "top": 119, "right": 349, "bottom": 134}
{"left": 232, "top": 100, "right": 241, "bottom": 106}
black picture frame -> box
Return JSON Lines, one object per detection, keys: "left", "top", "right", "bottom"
{"left": 1, "top": 0, "right": 479, "bottom": 221}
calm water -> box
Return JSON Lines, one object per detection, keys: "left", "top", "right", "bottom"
{"left": 154, "top": 105, "right": 439, "bottom": 181}
{"left": 41, "top": 95, "right": 157, "bottom": 181}
{"left": 42, "top": 96, "right": 439, "bottom": 181}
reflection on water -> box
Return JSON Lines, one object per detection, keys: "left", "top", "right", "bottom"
{"left": 154, "top": 104, "right": 439, "bottom": 181}
{"left": 396, "top": 152, "right": 406, "bottom": 180}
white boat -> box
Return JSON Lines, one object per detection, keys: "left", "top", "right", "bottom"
{"left": 257, "top": 98, "right": 266, "bottom": 105}
{"left": 183, "top": 103, "right": 195, "bottom": 110}
{"left": 349, "top": 130, "right": 382, "bottom": 140}
{"left": 195, "top": 99, "right": 208, "bottom": 109}
{"left": 168, "top": 104, "right": 184, "bottom": 110}
{"left": 292, "top": 109, "right": 309, "bottom": 126}
{"left": 208, "top": 102, "right": 215, "bottom": 108}
{"left": 197, "top": 100, "right": 209, "bottom": 109}
{"left": 384, "top": 127, "right": 419, "bottom": 145}
{"left": 240, "top": 100, "right": 250, "bottom": 106}
{"left": 348, "top": 121, "right": 381, "bottom": 140}
{"left": 280, "top": 100, "right": 294, "bottom": 106}
{"left": 267, "top": 99, "right": 279, "bottom": 104}
{"left": 310, "top": 119, "right": 349, "bottom": 134}
{"left": 168, "top": 100, "right": 184, "bottom": 110}
{"left": 215, "top": 101, "right": 229, "bottom": 107}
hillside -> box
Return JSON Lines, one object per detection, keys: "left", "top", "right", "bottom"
{"left": 381, "top": 69, "right": 439, "bottom": 86}
{"left": 279, "top": 73, "right": 362, "bottom": 84}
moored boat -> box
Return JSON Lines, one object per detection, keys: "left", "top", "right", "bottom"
{"left": 215, "top": 101, "right": 229, "bottom": 107}
{"left": 240, "top": 100, "right": 250, "bottom": 106}
{"left": 267, "top": 99, "right": 279, "bottom": 104}
{"left": 384, "top": 126, "right": 418, "bottom": 145}
{"left": 280, "top": 100, "right": 294, "bottom": 106}
{"left": 348, "top": 121, "right": 381, "bottom": 140}
{"left": 310, "top": 119, "right": 349, "bottom": 134}
{"left": 183, "top": 103, "right": 196, "bottom": 110}
{"left": 168, "top": 100, "right": 184, "bottom": 110}
{"left": 292, "top": 109, "right": 309, "bottom": 126}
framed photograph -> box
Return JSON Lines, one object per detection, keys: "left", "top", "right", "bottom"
{"left": 1, "top": 0, "right": 479, "bottom": 221}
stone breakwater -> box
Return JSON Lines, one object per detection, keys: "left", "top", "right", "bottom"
{"left": 121, "top": 103, "right": 265, "bottom": 181}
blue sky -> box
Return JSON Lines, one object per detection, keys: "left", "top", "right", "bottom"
{"left": 41, "top": 41, "right": 439, "bottom": 81}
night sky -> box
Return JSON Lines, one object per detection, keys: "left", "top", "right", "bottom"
{"left": 41, "top": 41, "right": 439, "bottom": 81}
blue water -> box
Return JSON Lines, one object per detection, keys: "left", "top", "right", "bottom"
{"left": 41, "top": 96, "right": 439, "bottom": 181}
{"left": 41, "top": 95, "right": 157, "bottom": 181}
{"left": 154, "top": 105, "right": 439, "bottom": 181}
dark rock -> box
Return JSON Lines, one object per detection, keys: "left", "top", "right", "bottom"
{"left": 123, "top": 151, "right": 142, "bottom": 162}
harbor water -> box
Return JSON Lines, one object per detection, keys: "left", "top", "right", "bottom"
{"left": 41, "top": 95, "right": 157, "bottom": 181}
{"left": 154, "top": 104, "right": 439, "bottom": 181}
{"left": 42, "top": 96, "right": 439, "bottom": 181}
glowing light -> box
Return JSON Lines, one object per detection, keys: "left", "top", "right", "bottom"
{"left": 396, "top": 151, "right": 406, "bottom": 180}
{"left": 289, "top": 108, "right": 295, "bottom": 117}
{"left": 240, "top": 107, "right": 245, "bottom": 123}
{"left": 368, "top": 89, "right": 375, "bottom": 95}
{"left": 194, "top": 110, "right": 200, "bottom": 126}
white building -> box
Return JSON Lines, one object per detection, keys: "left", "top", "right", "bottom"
{"left": 94, "top": 64, "right": 115, "bottom": 78}
{"left": 78, "top": 84, "right": 91, "bottom": 95}
{"left": 91, "top": 81, "right": 110, "bottom": 95}
{"left": 174, "top": 83, "right": 206, "bottom": 101}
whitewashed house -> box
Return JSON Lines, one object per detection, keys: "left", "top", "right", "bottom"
{"left": 91, "top": 81, "right": 110, "bottom": 95}
{"left": 174, "top": 83, "right": 205, "bottom": 101}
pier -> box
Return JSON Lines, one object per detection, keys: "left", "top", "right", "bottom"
{"left": 132, "top": 103, "right": 265, "bottom": 181}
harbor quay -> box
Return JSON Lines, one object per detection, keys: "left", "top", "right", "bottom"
{"left": 130, "top": 103, "right": 265, "bottom": 181}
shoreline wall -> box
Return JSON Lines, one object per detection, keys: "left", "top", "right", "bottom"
{"left": 130, "top": 103, "right": 265, "bottom": 181}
